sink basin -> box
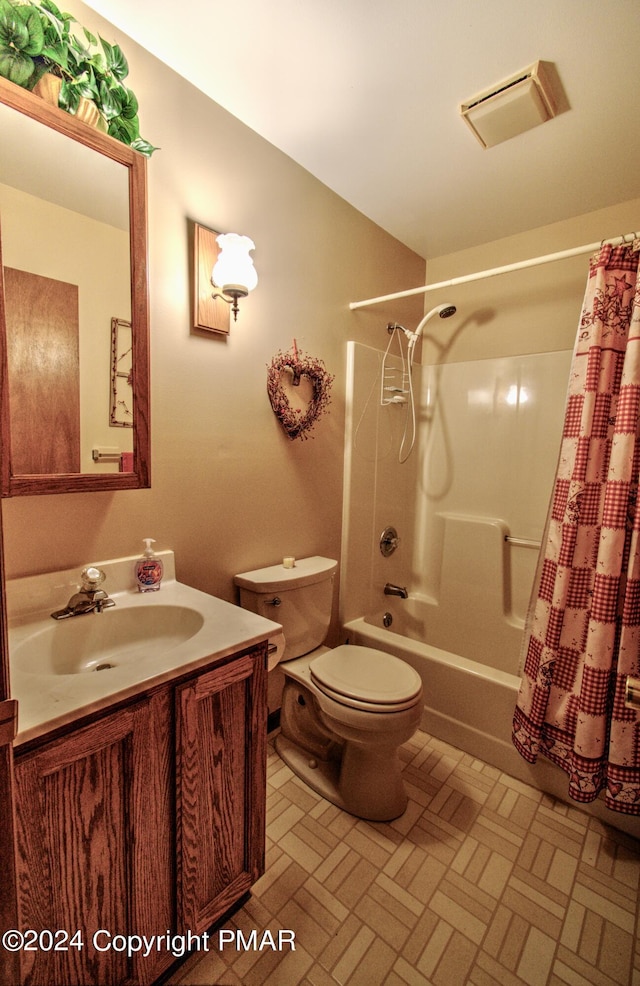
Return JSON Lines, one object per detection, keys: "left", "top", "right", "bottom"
{"left": 12, "top": 604, "right": 205, "bottom": 675}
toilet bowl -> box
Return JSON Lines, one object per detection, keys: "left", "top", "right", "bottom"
{"left": 234, "top": 557, "right": 423, "bottom": 821}
{"left": 276, "top": 646, "right": 422, "bottom": 820}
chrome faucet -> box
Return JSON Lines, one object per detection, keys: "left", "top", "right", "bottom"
{"left": 384, "top": 582, "right": 409, "bottom": 599}
{"left": 51, "top": 567, "right": 116, "bottom": 620}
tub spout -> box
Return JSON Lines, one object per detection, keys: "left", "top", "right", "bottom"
{"left": 384, "top": 583, "right": 408, "bottom": 599}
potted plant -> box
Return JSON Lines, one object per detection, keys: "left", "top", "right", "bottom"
{"left": 0, "top": 0, "right": 156, "bottom": 155}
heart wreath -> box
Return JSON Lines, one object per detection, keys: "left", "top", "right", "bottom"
{"left": 267, "top": 341, "right": 335, "bottom": 441}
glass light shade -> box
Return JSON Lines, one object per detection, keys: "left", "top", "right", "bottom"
{"left": 212, "top": 233, "right": 258, "bottom": 294}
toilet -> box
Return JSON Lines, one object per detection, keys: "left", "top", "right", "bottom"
{"left": 234, "top": 556, "right": 423, "bottom": 821}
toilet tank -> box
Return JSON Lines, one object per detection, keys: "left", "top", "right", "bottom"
{"left": 234, "top": 557, "right": 337, "bottom": 660}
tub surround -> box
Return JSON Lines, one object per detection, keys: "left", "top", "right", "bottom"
{"left": 8, "top": 551, "right": 282, "bottom": 744}
{"left": 369, "top": 514, "right": 525, "bottom": 674}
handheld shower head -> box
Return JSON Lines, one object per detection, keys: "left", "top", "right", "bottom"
{"left": 439, "top": 304, "right": 457, "bottom": 319}
{"left": 386, "top": 303, "right": 457, "bottom": 346}
{"left": 412, "top": 302, "right": 457, "bottom": 341}
{"left": 383, "top": 302, "right": 458, "bottom": 464}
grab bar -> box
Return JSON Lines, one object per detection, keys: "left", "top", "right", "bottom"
{"left": 504, "top": 535, "right": 541, "bottom": 549}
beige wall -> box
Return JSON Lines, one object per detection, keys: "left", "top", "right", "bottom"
{"left": 418, "top": 197, "right": 640, "bottom": 365}
{"left": 0, "top": 1, "right": 424, "bottom": 620}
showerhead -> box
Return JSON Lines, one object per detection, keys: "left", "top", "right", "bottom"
{"left": 387, "top": 303, "right": 457, "bottom": 344}
{"left": 412, "top": 302, "right": 457, "bottom": 341}
{"left": 439, "top": 305, "right": 457, "bottom": 319}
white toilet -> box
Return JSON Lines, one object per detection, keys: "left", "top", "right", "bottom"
{"left": 234, "top": 556, "right": 423, "bottom": 821}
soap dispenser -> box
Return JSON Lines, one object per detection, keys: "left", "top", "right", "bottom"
{"left": 135, "top": 539, "right": 164, "bottom": 592}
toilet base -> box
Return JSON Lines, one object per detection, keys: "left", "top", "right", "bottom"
{"left": 275, "top": 732, "right": 408, "bottom": 822}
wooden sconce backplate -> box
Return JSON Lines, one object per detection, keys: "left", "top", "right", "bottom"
{"left": 193, "top": 222, "right": 231, "bottom": 334}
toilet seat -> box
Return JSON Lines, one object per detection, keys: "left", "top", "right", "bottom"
{"left": 310, "top": 645, "right": 422, "bottom": 713}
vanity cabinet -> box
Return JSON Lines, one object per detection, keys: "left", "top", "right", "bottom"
{"left": 12, "top": 643, "right": 268, "bottom": 986}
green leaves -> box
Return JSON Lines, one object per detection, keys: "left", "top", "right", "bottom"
{"left": 108, "top": 113, "right": 138, "bottom": 144}
{"left": 0, "top": 49, "right": 32, "bottom": 85}
{"left": 99, "top": 36, "right": 128, "bottom": 82}
{"left": 0, "top": 0, "right": 156, "bottom": 156}
{"left": 131, "top": 136, "right": 157, "bottom": 157}
{"left": 97, "top": 77, "right": 123, "bottom": 121}
{"left": 0, "top": 0, "right": 44, "bottom": 85}
{"left": 15, "top": 6, "right": 44, "bottom": 55}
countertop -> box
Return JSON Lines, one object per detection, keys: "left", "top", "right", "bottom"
{"left": 8, "top": 555, "right": 282, "bottom": 746}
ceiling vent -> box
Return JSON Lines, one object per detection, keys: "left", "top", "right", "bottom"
{"left": 460, "top": 61, "right": 557, "bottom": 148}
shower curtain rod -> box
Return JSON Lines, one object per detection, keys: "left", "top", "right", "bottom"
{"left": 349, "top": 231, "right": 640, "bottom": 310}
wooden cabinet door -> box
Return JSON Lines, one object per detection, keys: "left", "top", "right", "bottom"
{"left": 13, "top": 690, "right": 173, "bottom": 986}
{"left": 176, "top": 648, "right": 267, "bottom": 934}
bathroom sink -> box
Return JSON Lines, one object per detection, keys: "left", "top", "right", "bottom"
{"left": 12, "top": 604, "right": 205, "bottom": 675}
{"left": 7, "top": 552, "right": 284, "bottom": 745}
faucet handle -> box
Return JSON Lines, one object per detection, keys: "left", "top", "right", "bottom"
{"left": 380, "top": 526, "right": 400, "bottom": 557}
{"left": 80, "top": 567, "right": 106, "bottom": 591}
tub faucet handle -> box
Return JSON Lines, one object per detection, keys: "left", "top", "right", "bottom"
{"left": 380, "top": 526, "right": 400, "bottom": 557}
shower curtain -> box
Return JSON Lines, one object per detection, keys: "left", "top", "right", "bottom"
{"left": 513, "top": 241, "right": 640, "bottom": 815}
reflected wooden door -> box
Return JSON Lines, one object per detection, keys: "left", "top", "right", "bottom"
{"left": 4, "top": 267, "right": 80, "bottom": 474}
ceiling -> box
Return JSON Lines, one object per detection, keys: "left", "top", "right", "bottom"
{"left": 84, "top": 0, "right": 640, "bottom": 260}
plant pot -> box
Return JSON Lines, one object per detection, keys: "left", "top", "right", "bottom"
{"left": 32, "top": 73, "right": 104, "bottom": 130}
{"left": 32, "top": 72, "right": 62, "bottom": 105}
{"left": 74, "top": 96, "right": 102, "bottom": 130}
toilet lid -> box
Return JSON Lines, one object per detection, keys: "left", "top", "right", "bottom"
{"left": 310, "top": 645, "right": 422, "bottom": 710}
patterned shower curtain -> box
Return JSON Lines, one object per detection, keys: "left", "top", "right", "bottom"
{"left": 513, "top": 241, "right": 640, "bottom": 815}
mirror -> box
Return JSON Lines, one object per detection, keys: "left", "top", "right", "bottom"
{"left": 0, "top": 76, "right": 150, "bottom": 496}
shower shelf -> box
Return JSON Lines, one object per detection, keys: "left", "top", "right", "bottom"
{"left": 380, "top": 326, "right": 409, "bottom": 406}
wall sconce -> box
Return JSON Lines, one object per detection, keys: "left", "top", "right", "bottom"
{"left": 211, "top": 233, "right": 258, "bottom": 322}
{"left": 193, "top": 223, "right": 257, "bottom": 334}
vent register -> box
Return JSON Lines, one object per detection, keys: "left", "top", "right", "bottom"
{"left": 460, "top": 61, "right": 557, "bottom": 148}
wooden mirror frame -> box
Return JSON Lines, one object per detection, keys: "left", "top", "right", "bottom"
{"left": 0, "top": 76, "right": 150, "bottom": 496}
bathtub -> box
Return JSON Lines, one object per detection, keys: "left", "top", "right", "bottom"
{"left": 342, "top": 614, "right": 638, "bottom": 836}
